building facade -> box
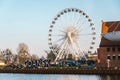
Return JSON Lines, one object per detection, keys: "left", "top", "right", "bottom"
{"left": 97, "top": 21, "right": 120, "bottom": 68}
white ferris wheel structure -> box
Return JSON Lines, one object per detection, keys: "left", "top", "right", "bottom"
{"left": 48, "top": 8, "right": 96, "bottom": 61}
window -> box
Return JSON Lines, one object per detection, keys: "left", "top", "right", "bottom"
{"left": 118, "top": 56, "right": 120, "bottom": 60}
{"left": 107, "top": 48, "right": 110, "bottom": 52}
{"left": 118, "top": 48, "right": 120, "bottom": 52}
{"left": 107, "top": 55, "right": 110, "bottom": 59}
{"left": 112, "top": 47, "right": 115, "bottom": 52}
{"left": 118, "top": 54, "right": 120, "bottom": 60}
{"left": 113, "top": 55, "right": 116, "bottom": 60}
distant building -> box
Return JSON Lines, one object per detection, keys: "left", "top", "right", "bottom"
{"left": 88, "top": 53, "right": 97, "bottom": 61}
{"left": 0, "top": 52, "right": 5, "bottom": 67}
{"left": 97, "top": 21, "right": 120, "bottom": 68}
{"left": 0, "top": 59, "right": 5, "bottom": 67}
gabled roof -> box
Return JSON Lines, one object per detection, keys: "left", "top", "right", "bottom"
{"left": 100, "top": 21, "right": 120, "bottom": 47}
{"left": 102, "top": 21, "right": 120, "bottom": 34}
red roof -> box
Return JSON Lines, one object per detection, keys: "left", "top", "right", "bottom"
{"left": 106, "top": 21, "right": 120, "bottom": 32}
{"left": 102, "top": 21, "right": 120, "bottom": 34}
{"left": 100, "top": 21, "right": 120, "bottom": 47}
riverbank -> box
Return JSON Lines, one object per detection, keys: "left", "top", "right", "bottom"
{"left": 0, "top": 67, "right": 120, "bottom": 74}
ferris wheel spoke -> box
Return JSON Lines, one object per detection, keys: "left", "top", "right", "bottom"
{"left": 60, "top": 41, "right": 69, "bottom": 59}
{"left": 75, "top": 41, "right": 87, "bottom": 59}
{"left": 77, "top": 19, "right": 87, "bottom": 29}
{"left": 55, "top": 37, "right": 66, "bottom": 43}
{"left": 53, "top": 38, "right": 66, "bottom": 49}
{"left": 81, "top": 45, "right": 89, "bottom": 58}
{"left": 72, "top": 12, "right": 76, "bottom": 25}
{"left": 66, "top": 11, "right": 70, "bottom": 27}
{"left": 75, "top": 39, "right": 90, "bottom": 59}
{"left": 75, "top": 15, "right": 82, "bottom": 26}
{"left": 55, "top": 38, "right": 68, "bottom": 61}
{"left": 76, "top": 17, "right": 86, "bottom": 27}
{"left": 73, "top": 13, "right": 78, "bottom": 26}
{"left": 60, "top": 14, "right": 67, "bottom": 28}
{"left": 53, "top": 34, "right": 65, "bottom": 36}
{"left": 64, "top": 12, "right": 70, "bottom": 28}
{"left": 77, "top": 39, "right": 91, "bottom": 47}
{"left": 57, "top": 37, "right": 68, "bottom": 49}
{"left": 79, "top": 34, "right": 93, "bottom": 36}
{"left": 62, "top": 40, "right": 70, "bottom": 58}
{"left": 65, "top": 12, "right": 70, "bottom": 28}
{"left": 69, "top": 43, "right": 75, "bottom": 54}
{"left": 78, "top": 41, "right": 89, "bottom": 55}
{"left": 69, "top": 12, "right": 73, "bottom": 26}
{"left": 75, "top": 16, "right": 83, "bottom": 26}
{"left": 55, "top": 21, "right": 65, "bottom": 33}
{"left": 74, "top": 12, "right": 79, "bottom": 25}
{"left": 70, "top": 42, "right": 80, "bottom": 60}
{"left": 73, "top": 13, "right": 80, "bottom": 27}
{"left": 58, "top": 30, "right": 66, "bottom": 33}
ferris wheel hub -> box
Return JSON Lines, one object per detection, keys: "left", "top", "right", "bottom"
{"left": 65, "top": 26, "right": 79, "bottom": 43}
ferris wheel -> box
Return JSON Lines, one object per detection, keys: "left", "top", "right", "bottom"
{"left": 48, "top": 8, "right": 96, "bottom": 61}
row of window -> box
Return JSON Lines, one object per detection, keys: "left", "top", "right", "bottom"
{"left": 107, "top": 47, "right": 120, "bottom": 52}
{"left": 107, "top": 55, "right": 120, "bottom": 60}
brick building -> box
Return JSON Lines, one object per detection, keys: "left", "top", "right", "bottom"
{"left": 97, "top": 21, "right": 120, "bottom": 68}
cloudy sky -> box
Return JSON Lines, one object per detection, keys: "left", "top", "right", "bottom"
{"left": 0, "top": 0, "right": 120, "bottom": 57}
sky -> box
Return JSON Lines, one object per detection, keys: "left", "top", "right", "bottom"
{"left": 0, "top": 0, "right": 120, "bottom": 57}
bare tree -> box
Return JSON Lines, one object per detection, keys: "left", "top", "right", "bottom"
{"left": 17, "top": 43, "right": 31, "bottom": 64}
{"left": 47, "top": 50, "right": 56, "bottom": 61}
{"left": 17, "top": 43, "right": 30, "bottom": 58}
{"left": 31, "top": 54, "right": 39, "bottom": 60}
{"left": 45, "top": 45, "right": 60, "bottom": 61}
{"left": 2, "top": 49, "right": 14, "bottom": 64}
{"left": 0, "top": 49, "right": 4, "bottom": 60}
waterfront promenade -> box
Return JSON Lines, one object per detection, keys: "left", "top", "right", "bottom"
{"left": 0, "top": 67, "right": 120, "bottom": 74}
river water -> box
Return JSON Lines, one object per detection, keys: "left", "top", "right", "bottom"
{"left": 0, "top": 73, "right": 120, "bottom": 80}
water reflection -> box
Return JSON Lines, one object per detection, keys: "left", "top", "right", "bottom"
{"left": 100, "top": 75, "right": 120, "bottom": 80}
{"left": 0, "top": 74, "right": 120, "bottom": 80}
